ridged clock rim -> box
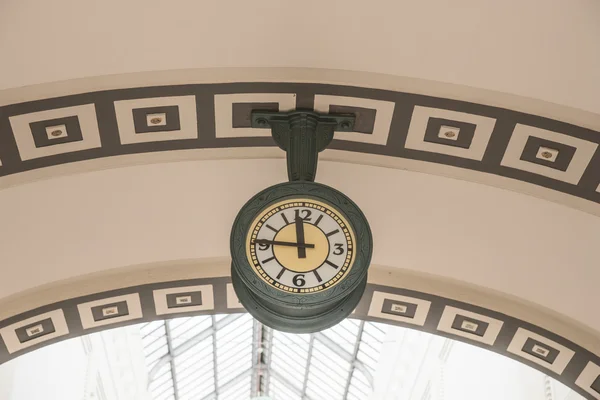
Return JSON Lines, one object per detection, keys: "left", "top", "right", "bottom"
{"left": 230, "top": 181, "right": 373, "bottom": 308}
{"left": 231, "top": 265, "right": 368, "bottom": 334}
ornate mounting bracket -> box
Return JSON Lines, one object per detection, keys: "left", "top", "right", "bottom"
{"left": 251, "top": 110, "right": 356, "bottom": 182}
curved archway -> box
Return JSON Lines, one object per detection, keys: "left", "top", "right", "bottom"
{"left": 0, "top": 259, "right": 598, "bottom": 398}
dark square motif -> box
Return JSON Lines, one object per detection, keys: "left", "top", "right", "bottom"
{"left": 15, "top": 318, "right": 56, "bottom": 343}
{"left": 91, "top": 301, "right": 130, "bottom": 322}
{"left": 232, "top": 102, "right": 280, "bottom": 128}
{"left": 451, "top": 315, "right": 489, "bottom": 337}
{"left": 522, "top": 337, "right": 559, "bottom": 364}
{"left": 328, "top": 105, "right": 376, "bottom": 134}
{"left": 29, "top": 116, "right": 83, "bottom": 148}
{"left": 519, "top": 136, "right": 576, "bottom": 171}
{"left": 132, "top": 105, "right": 181, "bottom": 133}
{"left": 381, "top": 298, "right": 418, "bottom": 318}
{"left": 423, "top": 117, "right": 476, "bottom": 149}
{"left": 591, "top": 374, "right": 600, "bottom": 394}
{"left": 166, "top": 291, "right": 203, "bottom": 309}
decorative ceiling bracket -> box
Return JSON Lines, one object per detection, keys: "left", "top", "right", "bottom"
{"left": 251, "top": 110, "right": 356, "bottom": 182}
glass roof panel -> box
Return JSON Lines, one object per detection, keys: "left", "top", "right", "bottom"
{"left": 0, "top": 313, "right": 587, "bottom": 400}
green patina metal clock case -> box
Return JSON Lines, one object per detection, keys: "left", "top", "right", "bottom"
{"left": 230, "top": 110, "right": 373, "bottom": 333}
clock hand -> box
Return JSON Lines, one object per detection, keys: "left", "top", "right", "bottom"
{"left": 254, "top": 239, "right": 315, "bottom": 249}
{"left": 295, "top": 216, "right": 307, "bottom": 259}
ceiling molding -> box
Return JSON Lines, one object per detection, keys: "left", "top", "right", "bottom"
{"left": 0, "top": 259, "right": 598, "bottom": 399}
{"left": 0, "top": 70, "right": 599, "bottom": 217}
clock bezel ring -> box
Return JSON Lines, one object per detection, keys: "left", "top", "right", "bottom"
{"left": 230, "top": 181, "right": 373, "bottom": 310}
{"left": 231, "top": 264, "right": 368, "bottom": 334}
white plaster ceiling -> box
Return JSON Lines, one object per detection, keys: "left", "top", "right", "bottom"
{"left": 0, "top": 0, "right": 599, "bottom": 348}
{"left": 1, "top": 0, "right": 599, "bottom": 114}
{"left": 0, "top": 158, "right": 599, "bottom": 335}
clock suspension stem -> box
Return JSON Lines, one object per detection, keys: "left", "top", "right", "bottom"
{"left": 250, "top": 110, "right": 356, "bottom": 182}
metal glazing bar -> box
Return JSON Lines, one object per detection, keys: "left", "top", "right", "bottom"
{"left": 314, "top": 331, "right": 375, "bottom": 389}
{"left": 164, "top": 320, "right": 180, "bottom": 400}
{"left": 148, "top": 314, "right": 244, "bottom": 383}
{"left": 301, "top": 334, "right": 315, "bottom": 399}
{"left": 212, "top": 315, "right": 219, "bottom": 399}
{"left": 342, "top": 321, "right": 365, "bottom": 399}
{"left": 199, "top": 369, "right": 253, "bottom": 400}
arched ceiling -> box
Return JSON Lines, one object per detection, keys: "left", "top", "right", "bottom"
{"left": 1, "top": 0, "right": 600, "bottom": 398}
{"left": 1, "top": 0, "right": 599, "bottom": 115}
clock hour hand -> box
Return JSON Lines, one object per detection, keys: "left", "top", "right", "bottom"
{"left": 254, "top": 239, "right": 315, "bottom": 249}
{"left": 295, "top": 216, "right": 307, "bottom": 259}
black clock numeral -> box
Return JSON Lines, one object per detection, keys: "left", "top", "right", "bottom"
{"left": 293, "top": 274, "right": 306, "bottom": 287}
{"left": 333, "top": 243, "right": 344, "bottom": 255}
{"left": 294, "top": 209, "right": 312, "bottom": 222}
{"left": 258, "top": 242, "right": 270, "bottom": 251}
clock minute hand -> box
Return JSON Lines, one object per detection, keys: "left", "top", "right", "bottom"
{"left": 254, "top": 239, "right": 315, "bottom": 249}
{"left": 295, "top": 216, "right": 307, "bottom": 259}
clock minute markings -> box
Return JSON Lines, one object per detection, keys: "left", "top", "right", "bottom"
{"left": 281, "top": 213, "right": 290, "bottom": 225}
{"left": 276, "top": 267, "right": 286, "bottom": 279}
{"left": 314, "top": 214, "right": 323, "bottom": 226}
{"left": 266, "top": 224, "right": 278, "bottom": 233}
{"left": 262, "top": 256, "right": 275, "bottom": 263}
{"left": 313, "top": 269, "right": 323, "bottom": 283}
{"left": 326, "top": 229, "right": 340, "bottom": 237}
{"left": 325, "top": 260, "right": 339, "bottom": 269}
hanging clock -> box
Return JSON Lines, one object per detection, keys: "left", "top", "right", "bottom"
{"left": 230, "top": 111, "right": 373, "bottom": 333}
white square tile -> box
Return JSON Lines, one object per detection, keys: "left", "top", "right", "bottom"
{"left": 45, "top": 124, "right": 68, "bottom": 140}
{"left": 153, "top": 285, "right": 214, "bottom": 316}
{"left": 9, "top": 104, "right": 101, "bottom": 160}
{"left": 0, "top": 309, "right": 68, "bottom": 354}
{"left": 438, "top": 125, "right": 460, "bottom": 141}
{"left": 507, "top": 328, "right": 575, "bottom": 374}
{"left": 176, "top": 295, "right": 192, "bottom": 305}
{"left": 501, "top": 124, "right": 598, "bottom": 184}
{"left": 532, "top": 344, "right": 550, "bottom": 357}
{"left": 368, "top": 292, "right": 431, "bottom": 326}
{"left": 101, "top": 306, "right": 120, "bottom": 317}
{"left": 114, "top": 96, "right": 197, "bottom": 144}
{"left": 391, "top": 304, "right": 407, "bottom": 313}
{"left": 226, "top": 283, "right": 244, "bottom": 309}
{"left": 575, "top": 361, "right": 600, "bottom": 399}
{"left": 437, "top": 306, "right": 503, "bottom": 346}
{"left": 146, "top": 113, "right": 167, "bottom": 127}
{"left": 535, "top": 146, "right": 559, "bottom": 162}
{"left": 77, "top": 294, "right": 142, "bottom": 330}
{"left": 461, "top": 320, "right": 478, "bottom": 332}
{"left": 214, "top": 93, "right": 296, "bottom": 138}
{"left": 313, "top": 95, "right": 395, "bottom": 145}
{"left": 405, "top": 106, "right": 496, "bottom": 160}
{"left": 25, "top": 324, "right": 44, "bottom": 337}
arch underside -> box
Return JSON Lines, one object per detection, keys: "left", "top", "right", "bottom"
{"left": 0, "top": 70, "right": 599, "bottom": 215}
{"left": 0, "top": 70, "right": 599, "bottom": 399}
{"left": 0, "top": 260, "right": 598, "bottom": 399}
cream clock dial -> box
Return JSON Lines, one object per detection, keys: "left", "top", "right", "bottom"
{"left": 230, "top": 180, "right": 372, "bottom": 334}
{"left": 246, "top": 199, "right": 356, "bottom": 293}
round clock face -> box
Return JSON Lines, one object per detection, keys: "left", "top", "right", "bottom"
{"left": 246, "top": 198, "right": 356, "bottom": 293}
